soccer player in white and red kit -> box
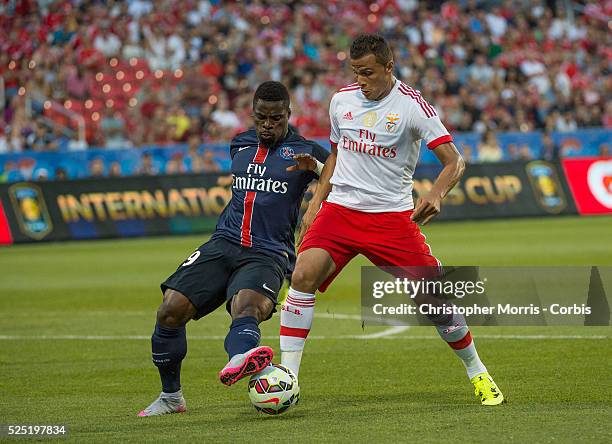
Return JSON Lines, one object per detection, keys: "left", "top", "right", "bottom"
{"left": 279, "top": 34, "right": 504, "bottom": 405}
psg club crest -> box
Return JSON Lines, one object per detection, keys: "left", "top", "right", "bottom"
{"left": 8, "top": 183, "right": 53, "bottom": 240}
{"left": 385, "top": 113, "right": 400, "bottom": 133}
{"left": 279, "top": 146, "right": 295, "bottom": 160}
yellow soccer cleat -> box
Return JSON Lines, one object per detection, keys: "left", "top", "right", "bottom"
{"left": 470, "top": 372, "right": 505, "bottom": 406}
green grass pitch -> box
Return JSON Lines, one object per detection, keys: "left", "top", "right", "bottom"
{"left": 1, "top": 216, "right": 611, "bottom": 443}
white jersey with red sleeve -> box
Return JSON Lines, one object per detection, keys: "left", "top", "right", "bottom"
{"left": 327, "top": 78, "right": 452, "bottom": 212}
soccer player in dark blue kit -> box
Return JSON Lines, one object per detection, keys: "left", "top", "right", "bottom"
{"left": 138, "top": 81, "right": 328, "bottom": 417}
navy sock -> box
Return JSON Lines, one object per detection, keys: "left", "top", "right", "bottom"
{"left": 151, "top": 323, "right": 187, "bottom": 393}
{"left": 224, "top": 316, "right": 260, "bottom": 359}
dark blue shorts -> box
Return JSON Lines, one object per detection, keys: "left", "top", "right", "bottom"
{"left": 161, "top": 238, "right": 286, "bottom": 320}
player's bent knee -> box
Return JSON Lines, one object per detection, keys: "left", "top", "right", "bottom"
{"left": 157, "top": 290, "right": 196, "bottom": 327}
{"left": 292, "top": 248, "right": 335, "bottom": 293}
{"left": 232, "top": 305, "right": 267, "bottom": 322}
{"left": 290, "top": 267, "right": 316, "bottom": 291}
{"left": 231, "top": 290, "right": 274, "bottom": 323}
{"left": 291, "top": 263, "right": 329, "bottom": 293}
{"left": 157, "top": 304, "right": 188, "bottom": 327}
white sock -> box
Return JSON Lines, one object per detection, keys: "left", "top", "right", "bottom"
{"left": 161, "top": 389, "right": 182, "bottom": 399}
{"left": 280, "top": 287, "right": 315, "bottom": 377}
{"left": 447, "top": 332, "right": 487, "bottom": 379}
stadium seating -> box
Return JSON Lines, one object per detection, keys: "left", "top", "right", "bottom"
{"left": 0, "top": 0, "right": 610, "bottom": 181}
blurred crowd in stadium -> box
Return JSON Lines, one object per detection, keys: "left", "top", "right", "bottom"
{"left": 0, "top": 0, "right": 610, "bottom": 180}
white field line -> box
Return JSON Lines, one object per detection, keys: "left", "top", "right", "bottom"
{"left": 0, "top": 312, "right": 609, "bottom": 341}
{"left": 0, "top": 334, "right": 609, "bottom": 341}
{"left": 353, "top": 325, "right": 411, "bottom": 339}
{"left": 316, "top": 312, "right": 411, "bottom": 338}
{"left": 316, "top": 313, "right": 361, "bottom": 320}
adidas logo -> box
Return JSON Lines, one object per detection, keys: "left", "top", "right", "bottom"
{"left": 343, "top": 111, "right": 353, "bottom": 120}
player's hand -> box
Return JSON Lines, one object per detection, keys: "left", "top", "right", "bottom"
{"left": 287, "top": 153, "right": 317, "bottom": 172}
{"left": 296, "top": 206, "right": 317, "bottom": 247}
{"left": 411, "top": 195, "right": 441, "bottom": 225}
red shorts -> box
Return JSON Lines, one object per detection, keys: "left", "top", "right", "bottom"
{"left": 298, "top": 201, "right": 441, "bottom": 292}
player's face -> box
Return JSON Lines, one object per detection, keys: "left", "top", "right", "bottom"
{"left": 253, "top": 100, "right": 290, "bottom": 147}
{"left": 350, "top": 53, "right": 394, "bottom": 101}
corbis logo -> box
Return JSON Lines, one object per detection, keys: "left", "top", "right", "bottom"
{"left": 525, "top": 161, "right": 567, "bottom": 214}
{"left": 8, "top": 183, "right": 53, "bottom": 240}
{"left": 279, "top": 146, "right": 295, "bottom": 160}
{"left": 385, "top": 113, "right": 400, "bottom": 133}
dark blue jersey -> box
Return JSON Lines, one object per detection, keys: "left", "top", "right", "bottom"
{"left": 212, "top": 128, "right": 329, "bottom": 271}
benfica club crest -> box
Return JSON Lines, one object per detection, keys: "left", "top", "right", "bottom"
{"left": 385, "top": 113, "right": 400, "bottom": 133}
{"left": 8, "top": 183, "right": 53, "bottom": 240}
{"left": 279, "top": 146, "right": 295, "bottom": 160}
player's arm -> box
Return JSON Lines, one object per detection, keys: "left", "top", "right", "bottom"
{"left": 294, "top": 95, "right": 340, "bottom": 245}
{"left": 411, "top": 142, "right": 465, "bottom": 225}
{"left": 295, "top": 144, "right": 337, "bottom": 245}
{"left": 306, "top": 143, "right": 337, "bottom": 205}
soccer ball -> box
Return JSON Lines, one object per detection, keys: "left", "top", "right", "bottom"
{"left": 247, "top": 364, "right": 300, "bottom": 415}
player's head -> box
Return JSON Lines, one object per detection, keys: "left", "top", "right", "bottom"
{"left": 350, "top": 34, "right": 394, "bottom": 101}
{"left": 253, "top": 81, "right": 291, "bottom": 147}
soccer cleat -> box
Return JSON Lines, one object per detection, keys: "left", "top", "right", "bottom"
{"left": 470, "top": 372, "right": 505, "bottom": 406}
{"left": 137, "top": 393, "right": 187, "bottom": 417}
{"left": 219, "top": 346, "right": 274, "bottom": 386}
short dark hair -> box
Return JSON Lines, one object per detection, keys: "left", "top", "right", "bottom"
{"left": 350, "top": 34, "right": 393, "bottom": 65}
{"left": 253, "top": 81, "right": 290, "bottom": 110}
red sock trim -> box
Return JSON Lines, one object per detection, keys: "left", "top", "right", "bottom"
{"left": 280, "top": 326, "right": 310, "bottom": 339}
{"left": 286, "top": 296, "right": 315, "bottom": 307}
{"left": 447, "top": 331, "right": 473, "bottom": 350}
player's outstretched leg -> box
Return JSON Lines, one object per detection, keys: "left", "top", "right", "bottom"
{"left": 219, "top": 289, "right": 275, "bottom": 386}
{"left": 139, "top": 290, "right": 195, "bottom": 417}
{"left": 279, "top": 287, "right": 315, "bottom": 377}
{"left": 280, "top": 248, "right": 336, "bottom": 377}
{"left": 419, "top": 295, "right": 504, "bottom": 405}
